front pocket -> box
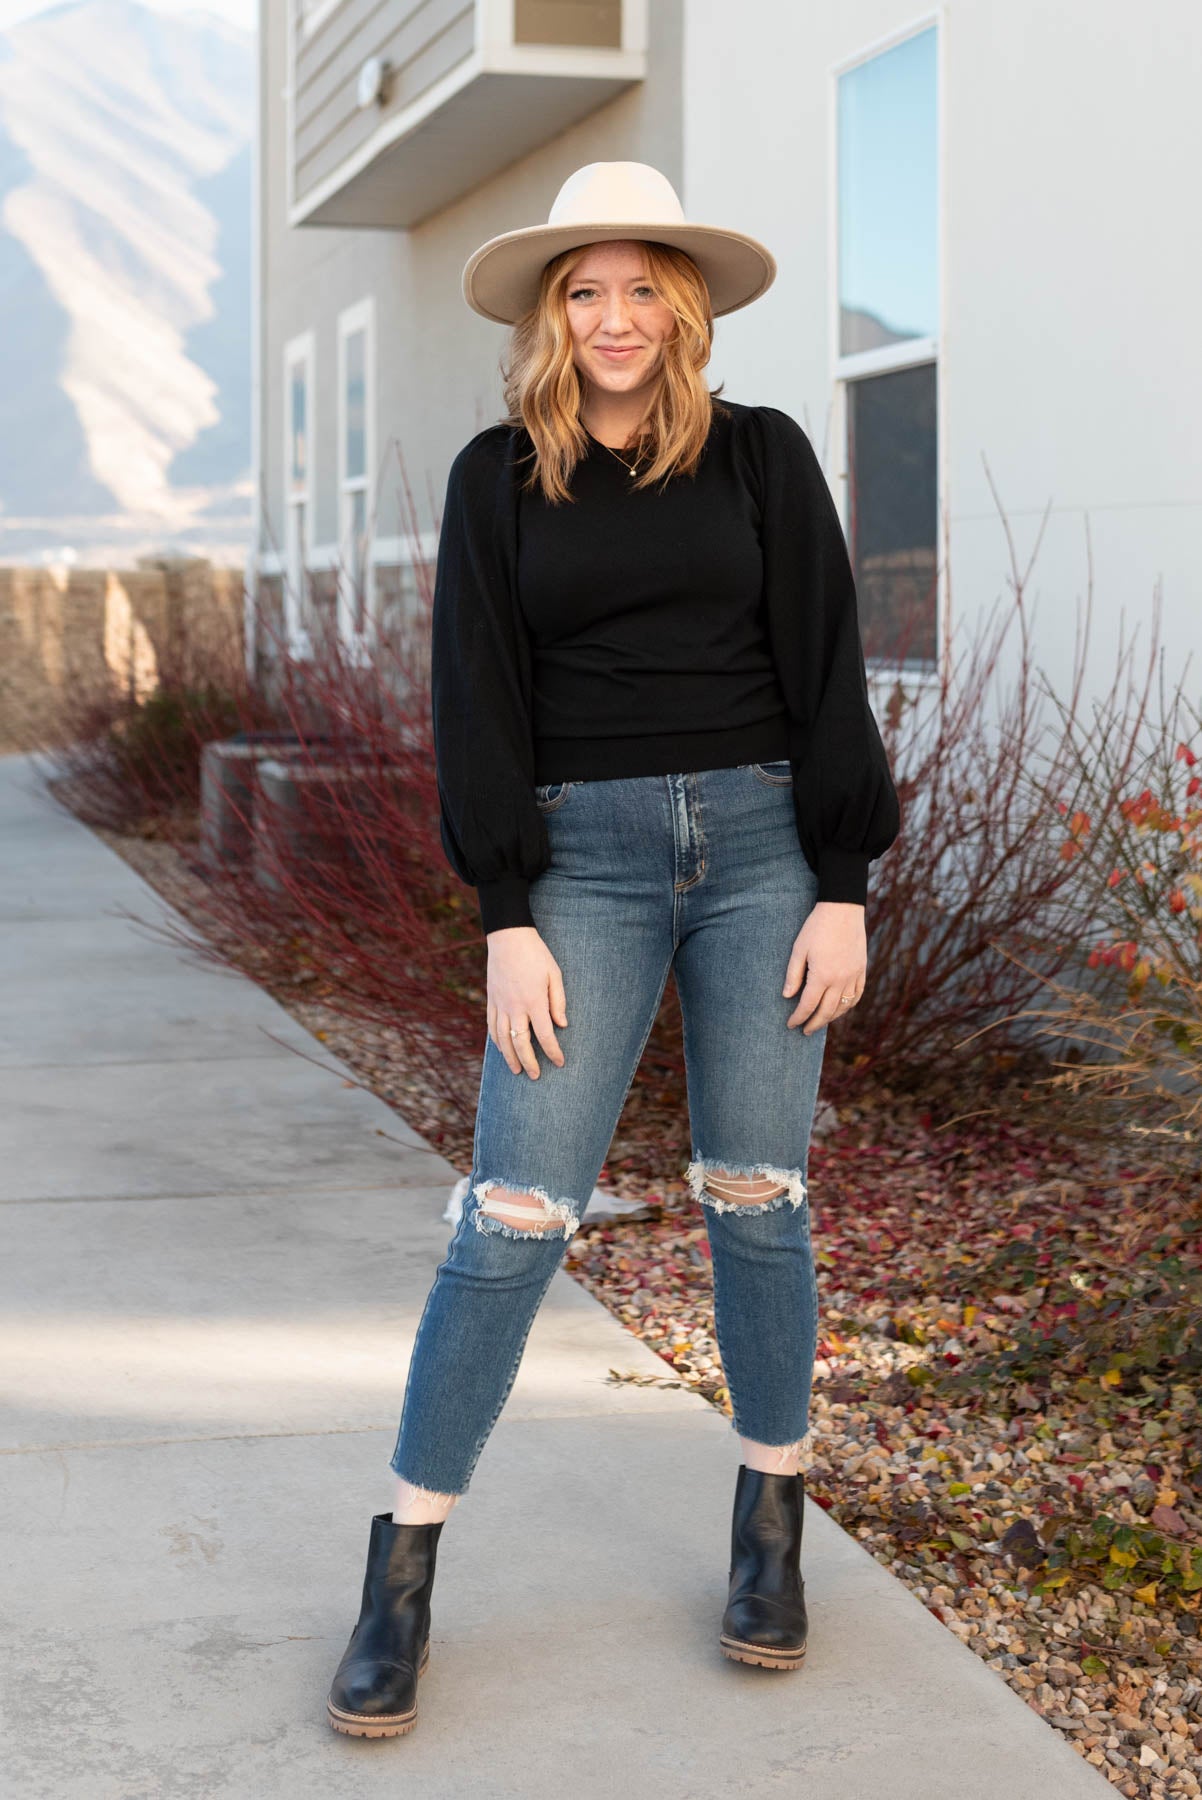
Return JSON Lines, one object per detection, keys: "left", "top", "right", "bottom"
{"left": 534, "top": 780, "right": 573, "bottom": 813}
{"left": 751, "top": 760, "right": 793, "bottom": 786}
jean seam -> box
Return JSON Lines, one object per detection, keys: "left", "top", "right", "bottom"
{"left": 454, "top": 1189, "right": 574, "bottom": 1490}
{"left": 468, "top": 951, "right": 669, "bottom": 1480}
{"left": 389, "top": 1053, "right": 487, "bottom": 1481}
{"left": 702, "top": 1158, "right": 817, "bottom": 1445}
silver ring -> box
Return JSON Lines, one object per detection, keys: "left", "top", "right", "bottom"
{"left": 510, "top": 1026, "right": 529, "bottom": 1037}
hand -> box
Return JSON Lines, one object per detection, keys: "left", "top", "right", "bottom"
{"left": 485, "top": 925, "right": 568, "bottom": 1078}
{"left": 783, "top": 901, "right": 867, "bottom": 1034}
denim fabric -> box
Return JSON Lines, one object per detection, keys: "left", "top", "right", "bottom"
{"left": 390, "top": 764, "right": 828, "bottom": 1494}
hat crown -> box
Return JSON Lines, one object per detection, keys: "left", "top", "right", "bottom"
{"left": 546, "top": 161, "right": 686, "bottom": 229}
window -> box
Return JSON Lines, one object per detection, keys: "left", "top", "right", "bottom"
{"left": 283, "top": 330, "right": 315, "bottom": 654}
{"left": 337, "top": 298, "right": 375, "bottom": 646}
{"left": 514, "top": 2, "right": 622, "bottom": 48}
{"left": 835, "top": 20, "right": 939, "bottom": 667}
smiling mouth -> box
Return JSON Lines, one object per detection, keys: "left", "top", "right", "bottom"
{"left": 596, "top": 345, "right": 640, "bottom": 355}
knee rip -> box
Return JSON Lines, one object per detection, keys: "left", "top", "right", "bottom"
{"left": 685, "top": 1157, "right": 808, "bottom": 1215}
{"left": 473, "top": 1179, "right": 582, "bottom": 1241}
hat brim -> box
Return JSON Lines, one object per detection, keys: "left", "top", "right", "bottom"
{"left": 461, "top": 221, "right": 777, "bottom": 324}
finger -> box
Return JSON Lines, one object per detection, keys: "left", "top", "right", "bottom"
{"left": 786, "top": 971, "right": 826, "bottom": 1030}
{"left": 782, "top": 941, "right": 807, "bottom": 999}
{"left": 800, "top": 982, "right": 848, "bottom": 1035}
{"left": 496, "top": 1012, "right": 523, "bottom": 1075}
{"left": 548, "top": 964, "right": 568, "bottom": 1029}
{"left": 508, "top": 1019, "right": 540, "bottom": 1080}
{"left": 531, "top": 1005, "right": 564, "bottom": 1068}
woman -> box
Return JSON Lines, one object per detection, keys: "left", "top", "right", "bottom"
{"left": 327, "top": 161, "right": 901, "bottom": 1737}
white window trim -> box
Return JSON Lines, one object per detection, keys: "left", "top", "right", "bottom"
{"left": 336, "top": 296, "right": 377, "bottom": 655}
{"left": 828, "top": 9, "right": 946, "bottom": 681}
{"left": 282, "top": 328, "right": 316, "bottom": 660}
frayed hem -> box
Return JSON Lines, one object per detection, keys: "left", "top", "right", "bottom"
{"left": 390, "top": 1473, "right": 464, "bottom": 1504}
{"left": 685, "top": 1155, "right": 807, "bottom": 1215}
{"left": 471, "top": 1177, "right": 582, "bottom": 1240}
{"left": 730, "top": 1419, "right": 816, "bottom": 1470}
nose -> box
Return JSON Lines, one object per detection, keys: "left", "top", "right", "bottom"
{"left": 599, "top": 292, "right": 634, "bottom": 333}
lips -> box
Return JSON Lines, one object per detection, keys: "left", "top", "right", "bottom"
{"left": 596, "top": 346, "right": 640, "bottom": 357}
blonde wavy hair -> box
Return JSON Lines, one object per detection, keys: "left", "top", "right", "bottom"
{"left": 499, "top": 239, "right": 731, "bottom": 505}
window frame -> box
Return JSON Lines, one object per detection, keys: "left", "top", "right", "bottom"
{"left": 336, "top": 295, "right": 377, "bottom": 656}
{"left": 282, "top": 328, "right": 316, "bottom": 660}
{"left": 829, "top": 10, "right": 945, "bottom": 680}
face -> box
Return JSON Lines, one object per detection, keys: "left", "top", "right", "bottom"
{"left": 563, "top": 240, "right": 676, "bottom": 398}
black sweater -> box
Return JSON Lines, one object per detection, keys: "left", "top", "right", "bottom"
{"left": 431, "top": 398, "right": 901, "bottom": 935}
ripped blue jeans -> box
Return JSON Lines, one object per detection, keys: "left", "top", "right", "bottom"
{"left": 390, "top": 763, "right": 828, "bottom": 1496}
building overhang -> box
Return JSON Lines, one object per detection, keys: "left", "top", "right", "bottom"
{"left": 289, "top": 1, "right": 648, "bottom": 231}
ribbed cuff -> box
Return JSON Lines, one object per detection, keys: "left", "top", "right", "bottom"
{"left": 816, "top": 847, "right": 869, "bottom": 906}
{"left": 477, "top": 874, "right": 535, "bottom": 936}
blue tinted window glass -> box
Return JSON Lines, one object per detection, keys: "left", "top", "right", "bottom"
{"left": 838, "top": 26, "right": 938, "bottom": 354}
{"left": 289, "top": 366, "right": 306, "bottom": 488}
{"left": 345, "top": 328, "right": 366, "bottom": 481}
{"left": 847, "top": 362, "right": 938, "bottom": 665}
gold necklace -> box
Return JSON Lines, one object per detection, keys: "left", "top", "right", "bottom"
{"left": 590, "top": 430, "right": 645, "bottom": 477}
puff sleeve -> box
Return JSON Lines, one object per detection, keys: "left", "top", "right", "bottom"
{"left": 430, "top": 432, "right": 551, "bottom": 935}
{"left": 747, "top": 404, "right": 901, "bottom": 906}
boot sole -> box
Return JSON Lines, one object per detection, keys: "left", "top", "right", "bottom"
{"left": 719, "top": 1633, "right": 807, "bottom": 1671}
{"left": 326, "top": 1638, "right": 430, "bottom": 1737}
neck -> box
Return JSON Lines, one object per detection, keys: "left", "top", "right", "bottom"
{"left": 580, "top": 388, "right": 653, "bottom": 449}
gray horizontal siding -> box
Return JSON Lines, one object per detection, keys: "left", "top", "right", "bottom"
{"left": 295, "top": 0, "right": 474, "bottom": 203}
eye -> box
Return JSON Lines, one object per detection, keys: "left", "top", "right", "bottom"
{"left": 567, "top": 284, "right": 658, "bottom": 301}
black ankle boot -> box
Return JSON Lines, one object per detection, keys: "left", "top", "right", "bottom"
{"left": 719, "top": 1465, "right": 808, "bottom": 1670}
{"left": 327, "top": 1512, "right": 444, "bottom": 1736}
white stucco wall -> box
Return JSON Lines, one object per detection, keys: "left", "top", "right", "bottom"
{"left": 683, "top": 0, "right": 1201, "bottom": 703}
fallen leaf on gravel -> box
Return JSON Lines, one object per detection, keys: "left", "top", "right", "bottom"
{"left": 1001, "top": 1518, "right": 1046, "bottom": 1569}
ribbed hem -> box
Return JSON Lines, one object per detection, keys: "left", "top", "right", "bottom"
{"left": 816, "top": 847, "right": 869, "bottom": 907}
{"left": 477, "top": 874, "right": 534, "bottom": 936}
{"left": 532, "top": 716, "right": 791, "bottom": 783}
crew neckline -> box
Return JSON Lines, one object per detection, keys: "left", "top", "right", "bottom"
{"left": 583, "top": 425, "right": 637, "bottom": 453}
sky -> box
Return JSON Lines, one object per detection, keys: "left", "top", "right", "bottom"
{"left": 0, "top": 0, "right": 254, "bottom": 26}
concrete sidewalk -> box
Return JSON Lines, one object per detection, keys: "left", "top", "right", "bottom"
{"left": 0, "top": 750, "right": 1110, "bottom": 1799}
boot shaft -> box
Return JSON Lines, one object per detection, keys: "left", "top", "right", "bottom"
{"left": 356, "top": 1511, "right": 444, "bottom": 1625}
{"left": 730, "top": 1466, "right": 805, "bottom": 1555}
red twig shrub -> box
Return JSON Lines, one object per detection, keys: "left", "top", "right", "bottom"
{"left": 840, "top": 478, "right": 1197, "bottom": 1142}
{"left": 988, "top": 668, "right": 1201, "bottom": 1149}
{"left": 86, "top": 450, "right": 491, "bottom": 1134}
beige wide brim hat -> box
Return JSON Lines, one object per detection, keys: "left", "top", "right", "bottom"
{"left": 462, "top": 160, "right": 777, "bottom": 325}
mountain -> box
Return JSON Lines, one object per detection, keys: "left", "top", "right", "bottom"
{"left": 0, "top": 0, "right": 253, "bottom": 563}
